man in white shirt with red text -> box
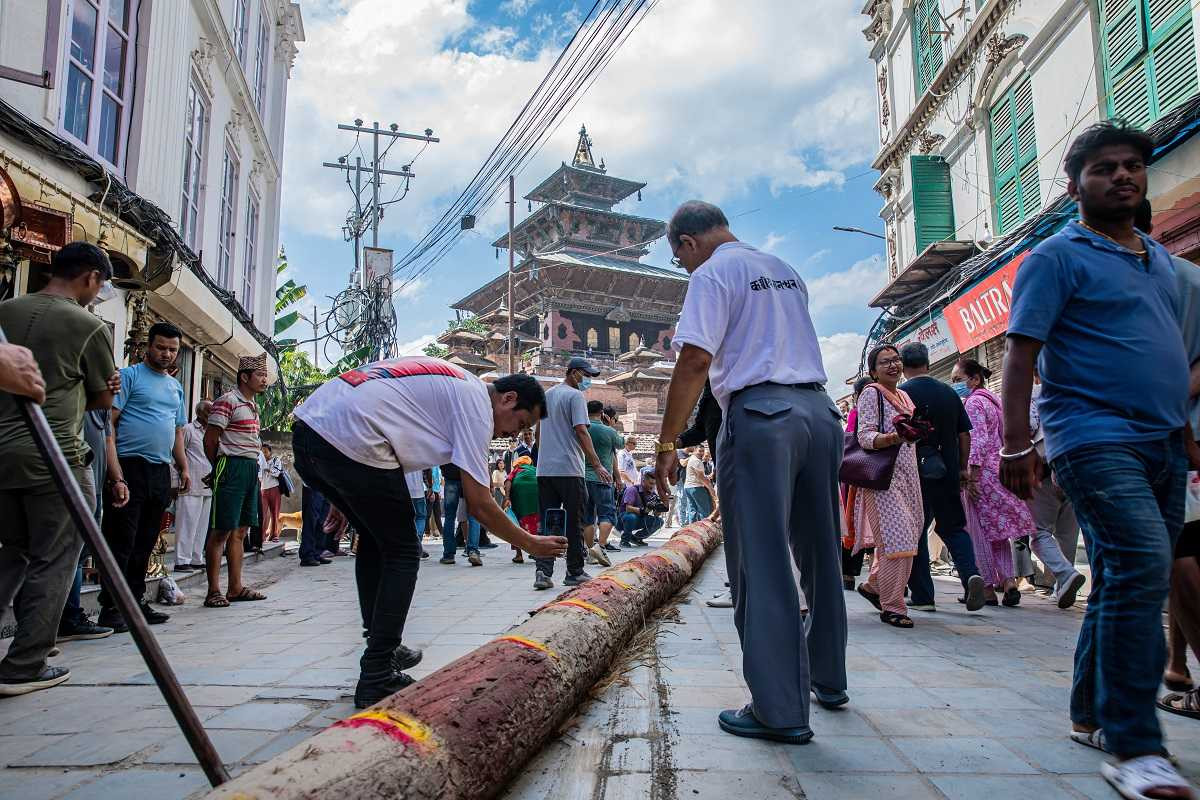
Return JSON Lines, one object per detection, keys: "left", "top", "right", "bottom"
{"left": 655, "top": 202, "right": 847, "bottom": 745}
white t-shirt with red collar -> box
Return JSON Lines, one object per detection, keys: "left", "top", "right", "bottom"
{"left": 294, "top": 357, "right": 493, "bottom": 488}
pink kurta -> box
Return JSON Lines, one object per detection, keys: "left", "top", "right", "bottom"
{"left": 962, "top": 388, "right": 1035, "bottom": 544}
{"left": 851, "top": 386, "right": 923, "bottom": 559}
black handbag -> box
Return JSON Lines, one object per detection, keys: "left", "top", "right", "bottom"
{"left": 838, "top": 387, "right": 901, "bottom": 490}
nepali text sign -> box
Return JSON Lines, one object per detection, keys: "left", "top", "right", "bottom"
{"left": 896, "top": 312, "right": 958, "bottom": 364}
{"left": 944, "top": 252, "right": 1028, "bottom": 351}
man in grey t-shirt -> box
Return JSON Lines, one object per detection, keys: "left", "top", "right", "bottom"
{"left": 534, "top": 357, "right": 611, "bottom": 589}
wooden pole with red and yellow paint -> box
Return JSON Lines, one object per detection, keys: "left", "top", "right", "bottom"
{"left": 206, "top": 520, "right": 722, "bottom": 800}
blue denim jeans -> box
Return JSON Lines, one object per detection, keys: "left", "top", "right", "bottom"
{"left": 412, "top": 498, "right": 428, "bottom": 539}
{"left": 442, "top": 479, "right": 480, "bottom": 558}
{"left": 684, "top": 487, "right": 713, "bottom": 522}
{"left": 299, "top": 486, "right": 330, "bottom": 563}
{"left": 620, "top": 511, "right": 663, "bottom": 541}
{"left": 1052, "top": 434, "right": 1185, "bottom": 758}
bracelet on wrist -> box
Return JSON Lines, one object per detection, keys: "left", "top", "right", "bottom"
{"left": 998, "top": 444, "right": 1036, "bottom": 461}
{"left": 108, "top": 478, "right": 127, "bottom": 486}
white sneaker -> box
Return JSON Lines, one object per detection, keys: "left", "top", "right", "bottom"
{"left": 706, "top": 591, "right": 733, "bottom": 608}
{"left": 589, "top": 544, "right": 611, "bottom": 568}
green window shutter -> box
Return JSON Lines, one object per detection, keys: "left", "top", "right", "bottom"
{"left": 912, "top": 0, "right": 944, "bottom": 98}
{"left": 989, "top": 76, "right": 1039, "bottom": 235}
{"left": 911, "top": 155, "right": 956, "bottom": 253}
{"left": 1101, "top": 0, "right": 1198, "bottom": 125}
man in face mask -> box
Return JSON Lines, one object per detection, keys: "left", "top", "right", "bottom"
{"left": 533, "top": 357, "right": 611, "bottom": 590}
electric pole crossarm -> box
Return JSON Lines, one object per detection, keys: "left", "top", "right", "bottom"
{"left": 322, "top": 162, "right": 415, "bottom": 179}
{"left": 336, "top": 124, "right": 440, "bottom": 143}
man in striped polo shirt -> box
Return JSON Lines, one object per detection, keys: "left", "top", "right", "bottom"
{"left": 202, "top": 354, "right": 271, "bottom": 608}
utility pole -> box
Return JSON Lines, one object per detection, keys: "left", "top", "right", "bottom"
{"left": 507, "top": 175, "right": 516, "bottom": 376}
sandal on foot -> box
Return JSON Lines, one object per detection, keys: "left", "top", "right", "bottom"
{"left": 203, "top": 591, "right": 229, "bottom": 608}
{"left": 857, "top": 584, "right": 882, "bottom": 611}
{"left": 1070, "top": 728, "right": 1108, "bottom": 752}
{"left": 227, "top": 587, "right": 267, "bottom": 602}
{"left": 1157, "top": 688, "right": 1200, "bottom": 720}
{"left": 879, "top": 611, "right": 913, "bottom": 628}
{"left": 1101, "top": 755, "right": 1194, "bottom": 800}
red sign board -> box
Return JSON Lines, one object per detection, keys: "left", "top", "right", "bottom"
{"left": 944, "top": 252, "right": 1029, "bottom": 351}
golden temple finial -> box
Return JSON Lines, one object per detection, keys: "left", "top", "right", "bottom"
{"left": 573, "top": 124, "right": 596, "bottom": 168}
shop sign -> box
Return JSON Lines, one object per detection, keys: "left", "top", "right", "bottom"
{"left": 896, "top": 312, "right": 957, "bottom": 363}
{"left": 944, "top": 252, "right": 1029, "bottom": 351}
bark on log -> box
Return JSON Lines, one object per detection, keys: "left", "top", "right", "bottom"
{"left": 207, "top": 520, "right": 722, "bottom": 800}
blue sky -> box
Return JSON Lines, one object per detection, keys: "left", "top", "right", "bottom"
{"left": 278, "top": 0, "right": 887, "bottom": 386}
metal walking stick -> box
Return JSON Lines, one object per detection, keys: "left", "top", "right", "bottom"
{"left": 0, "top": 325, "right": 229, "bottom": 787}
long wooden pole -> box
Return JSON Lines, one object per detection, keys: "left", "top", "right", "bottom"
{"left": 507, "top": 174, "right": 516, "bottom": 375}
{"left": 0, "top": 325, "right": 229, "bottom": 787}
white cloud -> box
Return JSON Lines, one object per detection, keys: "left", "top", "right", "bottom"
{"left": 819, "top": 331, "right": 867, "bottom": 391}
{"left": 762, "top": 232, "right": 787, "bottom": 254}
{"left": 500, "top": 0, "right": 537, "bottom": 16}
{"left": 804, "top": 248, "right": 831, "bottom": 266}
{"left": 282, "top": 0, "right": 878, "bottom": 240}
{"left": 396, "top": 333, "right": 438, "bottom": 356}
{"left": 394, "top": 276, "right": 430, "bottom": 301}
{"left": 806, "top": 254, "right": 887, "bottom": 312}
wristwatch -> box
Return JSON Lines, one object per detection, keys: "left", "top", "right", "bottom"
{"left": 655, "top": 440, "right": 677, "bottom": 454}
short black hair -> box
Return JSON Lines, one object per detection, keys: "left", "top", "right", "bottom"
{"left": 866, "top": 343, "right": 899, "bottom": 375}
{"left": 493, "top": 373, "right": 548, "bottom": 419}
{"left": 852, "top": 376, "right": 872, "bottom": 397}
{"left": 667, "top": 201, "right": 730, "bottom": 248}
{"left": 262, "top": 443, "right": 272, "bottom": 453}
{"left": 587, "top": 400, "right": 604, "bottom": 415}
{"left": 50, "top": 242, "right": 113, "bottom": 280}
{"left": 899, "top": 341, "right": 929, "bottom": 369}
{"left": 603, "top": 405, "right": 616, "bottom": 418}
{"left": 147, "top": 322, "right": 183, "bottom": 345}
{"left": 1063, "top": 120, "right": 1154, "bottom": 185}
{"left": 237, "top": 369, "right": 254, "bottom": 384}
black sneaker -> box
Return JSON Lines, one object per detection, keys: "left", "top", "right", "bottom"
{"left": 391, "top": 644, "right": 423, "bottom": 672}
{"left": 173, "top": 564, "right": 194, "bottom": 573}
{"left": 57, "top": 615, "right": 114, "bottom": 642}
{"left": 317, "top": 556, "right": 333, "bottom": 564}
{"left": 603, "top": 543, "right": 621, "bottom": 552}
{"left": 467, "top": 549, "right": 483, "bottom": 567}
{"left": 0, "top": 666, "right": 71, "bottom": 697}
{"left": 300, "top": 559, "right": 321, "bottom": 567}
{"left": 421, "top": 550, "right": 430, "bottom": 560}
{"left": 97, "top": 608, "right": 129, "bottom": 633}
{"left": 439, "top": 557, "right": 455, "bottom": 565}
{"left": 353, "top": 671, "right": 415, "bottom": 709}
{"left": 140, "top": 603, "right": 170, "bottom": 624}
{"left": 534, "top": 570, "right": 554, "bottom": 590}
{"left": 563, "top": 571, "right": 592, "bottom": 586}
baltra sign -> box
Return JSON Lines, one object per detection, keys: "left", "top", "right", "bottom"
{"left": 944, "top": 252, "right": 1029, "bottom": 351}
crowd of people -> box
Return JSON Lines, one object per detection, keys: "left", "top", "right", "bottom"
{"left": 0, "top": 120, "right": 1197, "bottom": 798}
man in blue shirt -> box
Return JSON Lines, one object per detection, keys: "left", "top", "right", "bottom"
{"left": 99, "top": 322, "right": 189, "bottom": 632}
{"left": 1001, "top": 121, "right": 1193, "bottom": 799}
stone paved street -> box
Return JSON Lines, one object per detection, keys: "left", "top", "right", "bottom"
{"left": 1, "top": 530, "right": 1198, "bottom": 800}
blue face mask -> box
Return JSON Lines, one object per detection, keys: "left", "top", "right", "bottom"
{"left": 952, "top": 381, "right": 971, "bottom": 399}
{"left": 579, "top": 376, "right": 593, "bottom": 391}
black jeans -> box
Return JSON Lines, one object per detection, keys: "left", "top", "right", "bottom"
{"left": 299, "top": 486, "right": 329, "bottom": 563}
{"left": 907, "top": 477, "right": 980, "bottom": 606}
{"left": 99, "top": 456, "right": 171, "bottom": 609}
{"left": 536, "top": 475, "right": 586, "bottom": 577}
{"left": 292, "top": 422, "right": 419, "bottom": 677}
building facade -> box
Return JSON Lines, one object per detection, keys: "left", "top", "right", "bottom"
{"left": 862, "top": 0, "right": 1200, "bottom": 380}
{"left": 449, "top": 126, "right": 689, "bottom": 436}
{"left": 0, "top": 0, "right": 303, "bottom": 406}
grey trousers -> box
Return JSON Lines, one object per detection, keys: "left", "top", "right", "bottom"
{"left": 0, "top": 466, "right": 93, "bottom": 678}
{"left": 1026, "top": 474, "right": 1080, "bottom": 584}
{"left": 718, "top": 383, "right": 847, "bottom": 730}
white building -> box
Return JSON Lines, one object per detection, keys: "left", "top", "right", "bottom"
{"left": 0, "top": 0, "right": 303, "bottom": 404}
{"left": 862, "top": 0, "right": 1200, "bottom": 379}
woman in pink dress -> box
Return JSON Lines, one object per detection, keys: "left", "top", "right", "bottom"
{"left": 953, "top": 358, "right": 1035, "bottom": 607}
{"left": 853, "top": 345, "right": 924, "bottom": 628}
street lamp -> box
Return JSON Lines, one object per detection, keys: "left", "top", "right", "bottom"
{"left": 832, "top": 225, "right": 886, "bottom": 240}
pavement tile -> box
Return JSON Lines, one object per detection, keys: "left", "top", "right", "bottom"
{"left": 203, "top": 702, "right": 315, "bottom": 731}
{"left": 300, "top": 701, "right": 358, "bottom": 728}
{"left": 932, "top": 775, "right": 1086, "bottom": 799}
{"left": 889, "top": 736, "right": 1038, "bottom": 774}
{"left": 608, "top": 737, "right": 652, "bottom": 772}
{"left": 858, "top": 709, "right": 979, "bottom": 737}
{"left": 672, "top": 770, "right": 805, "bottom": 799}
{"left": 0, "top": 768, "right": 89, "bottom": 799}
{"left": 670, "top": 733, "right": 792, "bottom": 772}
{"left": 784, "top": 736, "right": 913, "bottom": 773}
{"left": 662, "top": 685, "right": 750, "bottom": 709}
{"left": 791, "top": 773, "right": 942, "bottom": 800}
{"left": 807, "top": 707, "right": 878, "bottom": 737}
{"left": 60, "top": 768, "right": 209, "bottom": 799}
{"left": 245, "top": 729, "right": 317, "bottom": 764}
{"left": 146, "top": 728, "right": 274, "bottom": 764}
{"left": 921, "top": 687, "right": 1041, "bottom": 710}
{"left": 275, "top": 667, "right": 359, "bottom": 688}
{"left": 0, "top": 734, "right": 68, "bottom": 765}
{"left": 999, "top": 736, "right": 1109, "bottom": 774}
{"left": 14, "top": 729, "right": 162, "bottom": 767}
{"left": 594, "top": 772, "right": 653, "bottom": 800}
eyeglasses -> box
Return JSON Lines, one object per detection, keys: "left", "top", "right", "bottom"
{"left": 876, "top": 357, "right": 902, "bottom": 368}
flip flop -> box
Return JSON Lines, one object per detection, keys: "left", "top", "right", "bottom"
{"left": 203, "top": 591, "right": 229, "bottom": 608}
{"left": 1101, "top": 755, "right": 1193, "bottom": 800}
{"left": 1157, "top": 688, "right": 1200, "bottom": 720}
{"left": 1070, "top": 728, "right": 1107, "bottom": 752}
{"left": 227, "top": 587, "right": 267, "bottom": 602}
{"left": 879, "top": 611, "right": 913, "bottom": 628}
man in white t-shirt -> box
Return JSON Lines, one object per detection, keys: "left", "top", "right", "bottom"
{"left": 292, "top": 357, "right": 567, "bottom": 709}
{"left": 617, "top": 436, "right": 640, "bottom": 486}
{"left": 683, "top": 445, "right": 715, "bottom": 523}
{"left": 653, "top": 201, "right": 847, "bottom": 745}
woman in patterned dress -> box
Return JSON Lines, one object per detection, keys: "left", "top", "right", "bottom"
{"left": 852, "top": 345, "right": 925, "bottom": 628}
{"left": 953, "top": 358, "right": 1036, "bottom": 607}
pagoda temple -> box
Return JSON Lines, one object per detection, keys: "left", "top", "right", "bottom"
{"left": 450, "top": 126, "right": 688, "bottom": 435}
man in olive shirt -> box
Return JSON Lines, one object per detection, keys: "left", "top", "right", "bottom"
{"left": 0, "top": 242, "right": 118, "bottom": 696}
{"left": 583, "top": 400, "right": 624, "bottom": 565}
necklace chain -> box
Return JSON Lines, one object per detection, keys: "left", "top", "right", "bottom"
{"left": 1078, "top": 220, "right": 1148, "bottom": 257}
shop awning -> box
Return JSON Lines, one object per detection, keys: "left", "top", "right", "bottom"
{"left": 869, "top": 240, "right": 978, "bottom": 308}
